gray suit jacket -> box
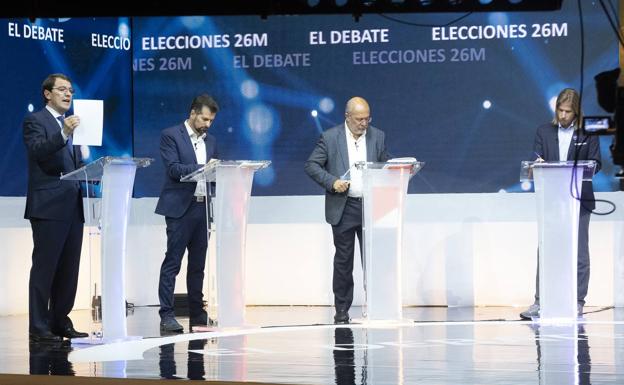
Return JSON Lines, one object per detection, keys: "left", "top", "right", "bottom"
{"left": 304, "top": 124, "right": 390, "bottom": 225}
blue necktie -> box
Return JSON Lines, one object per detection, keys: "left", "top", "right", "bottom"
{"left": 57, "top": 115, "right": 74, "bottom": 158}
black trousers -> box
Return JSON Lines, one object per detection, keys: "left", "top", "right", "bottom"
{"left": 333, "top": 328, "right": 355, "bottom": 384}
{"left": 534, "top": 206, "right": 592, "bottom": 305}
{"left": 29, "top": 341, "right": 74, "bottom": 375}
{"left": 158, "top": 201, "right": 208, "bottom": 319}
{"left": 331, "top": 197, "right": 363, "bottom": 312}
{"left": 28, "top": 204, "right": 84, "bottom": 334}
{"left": 160, "top": 338, "right": 207, "bottom": 380}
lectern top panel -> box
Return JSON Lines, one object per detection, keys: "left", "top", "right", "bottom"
{"left": 218, "top": 160, "right": 271, "bottom": 170}
{"left": 529, "top": 160, "right": 596, "bottom": 168}
{"left": 520, "top": 160, "right": 596, "bottom": 182}
{"left": 180, "top": 160, "right": 271, "bottom": 183}
{"left": 60, "top": 156, "right": 153, "bottom": 181}
{"left": 354, "top": 160, "right": 424, "bottom": 173}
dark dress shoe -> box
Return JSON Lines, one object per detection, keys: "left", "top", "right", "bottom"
{"left": 54, "top": 327, "right": 89, "bottom": 339}
{"left": 334, "top": 310, "right": 350, "bottom": 324}
{"left": 29, "top": 331, "right": 63, "bottom": 343}
{"left": 189, "top": 313, "right": 208, "bottom": 327}
{"left": 160, "top": 317, "right": 184, "bottom": 332}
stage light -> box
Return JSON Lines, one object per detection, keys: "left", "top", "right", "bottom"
{"left": 319, "top": 97, "right": 335, "bottom": 113}
{"left": 241, "top": 79, "right": 259, "bottom": 99}
{"left": 548, "top": 95, "right": 558, "bottom": 114}
{"left": 247, "top": 104, "right": 274, "bottom": 137}
{"left": 482, "top": 100, "right": 492, "bottom": 109}
{"left": 181, "top": 16, "right": 205, "bottom": 28}
{"left": 307, "top": 0, "right": 321, "bottom": 6}
{"left": 311, "top": 110, "right": 318, "bottom": 117}
{"left": 488, "top": 12, "right": 509, "bottom": 24}
{"left": 118, "top": 19, "right": 130, "bottom": 39}
{"left": 80, "top": 145, "right": 91, "bottom": 160}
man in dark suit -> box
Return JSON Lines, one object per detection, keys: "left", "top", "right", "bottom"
{"left": 156, "top": 94, "right": 219, "bottom": 332}
{"left": 23, "top": 73, "right": 89, "bottom": 342}
{"left": 520, "top": 88, "right": 601, "bottom": 320}
{"left": 305, "top": 97, "right": 391, "bottom": 324}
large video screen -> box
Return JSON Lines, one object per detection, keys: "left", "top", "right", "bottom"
{"left": 0, "top": 1, "right": 618, "bottom": 198}
{"left": 132, "top": 2, "right": 618, "bottom": 196}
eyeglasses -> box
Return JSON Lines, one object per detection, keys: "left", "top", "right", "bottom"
{"left": 348, "top": 114, "right": 372, "bottom": 124}
{"left": 51, "top": 87, "right": 75, "bottom": 95}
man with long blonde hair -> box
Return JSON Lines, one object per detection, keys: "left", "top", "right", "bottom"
{"left": 520, "top": 88, "right": 601, "bottom": 320}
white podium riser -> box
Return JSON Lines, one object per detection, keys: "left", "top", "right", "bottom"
{"left": 215, "top": 167, "right": 254, "bottom": 327}
{"left": 362, "top": 168, "right": 411, "bottom": 320}
{"left": 534, "top": 167, "right": 581, "bottom": 321}
{"left": 100, "top": 163, "right": 137, "bottom": 339}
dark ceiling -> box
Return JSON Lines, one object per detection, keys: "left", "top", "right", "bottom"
{"left": 4, "top": 0, "right": 565, "bottom": 20}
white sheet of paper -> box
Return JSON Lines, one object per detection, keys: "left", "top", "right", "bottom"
{"left": 388, "top": 157, "right": 417, "bottom": 163}
{"left": 72, "top": 99, "right": 103, "bottom": 146}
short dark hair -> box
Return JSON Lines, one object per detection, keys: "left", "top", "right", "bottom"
{"left": 41, "top": 73, "right": 72, "bottom": 105}
{"left": 190, "top": 94, "right": 219, "bottom": 115}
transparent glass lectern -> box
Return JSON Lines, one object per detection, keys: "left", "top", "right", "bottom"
{"left": 520, "top": 160, "right": 596, "bottom": 323}
{"left": 181, "top": 160, "right": 270, "bottom": 328}
{"left": 536, "top": 324, "right": 581, "bottom": 384}
{"left": 354, "top": 159, "right": 424, "bottom": 321}
{"left": 60, "top": 156, "right": 152, "bottom": 343}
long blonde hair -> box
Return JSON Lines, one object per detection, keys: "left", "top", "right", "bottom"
{"left": 552, "top": 88, "right": 583, "bottom": 127}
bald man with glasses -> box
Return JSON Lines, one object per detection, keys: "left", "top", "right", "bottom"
{"left": 305, "top": 96, "right": 391, "bottom": 324}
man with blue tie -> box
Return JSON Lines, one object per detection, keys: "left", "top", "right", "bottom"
{"left": 23, "top": 73, "right": 88, "bottom": 342}
{"left": 520, "top": 88, "right": 602, "bottom": 320}
{"left": 156, "top": 94, "right": 219, "bottom": 332}
{"left": 305, "top": 97, "right": 391, "bottom": 324}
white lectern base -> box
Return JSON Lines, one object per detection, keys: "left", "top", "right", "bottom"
{"left": 71, "top": 335, "right": 142, "bottom": 346}
{"left": 191, "top": 324, "right": 260, "bottom": 333}
{"left": 531, "top": 316, "right": 584, "bottom": 325}
{"left": 351, "top": 318, "right": 415, "bottom": 327}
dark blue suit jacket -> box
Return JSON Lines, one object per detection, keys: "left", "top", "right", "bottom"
{"left": 304, "top": 124, "right": 390, "bottom": 225}
{"left": 533, "top": 123, "right": 601, "bottom": 210}
{"left": 23, "top": 108, "right": 83, "bottom": 221}
{"left": 155, "top": 123, "right": 218, "bottom": 219}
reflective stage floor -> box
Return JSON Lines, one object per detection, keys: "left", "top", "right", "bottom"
{"left": 1, "top": 306, "right": 624, "bottom": 384}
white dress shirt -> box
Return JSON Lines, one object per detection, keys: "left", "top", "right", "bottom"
{"left": 344, "top": 122, "right": 367, "bottom": 198}
{"left": 558, "top": 122, "right": 575, "bottom": 161}
{"left": 46, "top": 105, "right": 69, "bottom": 142}
{"left": 185, "top": 121, "right": 207, "bottom": 196}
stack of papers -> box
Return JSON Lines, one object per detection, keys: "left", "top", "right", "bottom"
{"left": 388, "top": 157, "right": 417, "bottom": 163}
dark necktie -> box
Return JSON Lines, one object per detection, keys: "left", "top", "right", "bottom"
{"left": 57, "top": 115, "right": 74, "bottom": 159}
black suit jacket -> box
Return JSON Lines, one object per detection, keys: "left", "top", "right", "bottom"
{"left": 533, "top": 123, "right": 601, "bottom": 210}
{"left": 23, "top": 108, "right": 83, "bottom": 221}
{"left": 155, "top": 124, "right": 218, "bottom": 219}
{"left": 304, "top": 124, "right": 391, "bottom": 225}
